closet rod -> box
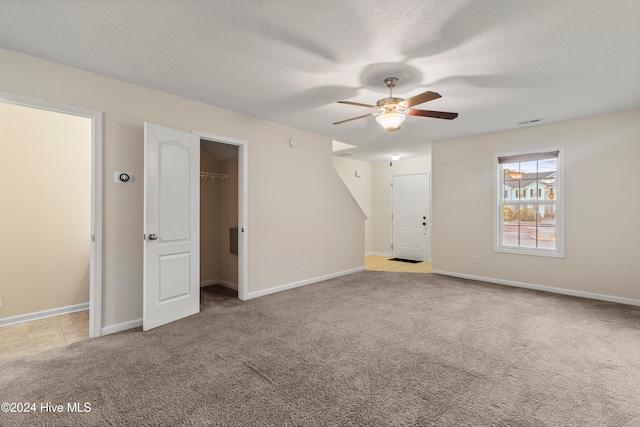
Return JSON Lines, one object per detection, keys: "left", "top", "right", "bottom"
{"left": 200, "top": 172, "right": 228, "bottom": 179}
{"left": 200, "top": 172, "right": 228, "bottom": 186}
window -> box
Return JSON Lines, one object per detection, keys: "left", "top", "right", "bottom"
{"left": 494, "top": 148, "right": 564, "bottom": 257}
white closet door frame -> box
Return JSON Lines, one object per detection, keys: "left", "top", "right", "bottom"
{"left": 193, "top": 131, "right": 249, "bottom": 300}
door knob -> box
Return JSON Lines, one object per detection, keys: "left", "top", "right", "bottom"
{"left": 148, "top": 233, "right": 158, "bottom": 240}
{"left": 422, "top": 222, "right": 426, "bottom": 226}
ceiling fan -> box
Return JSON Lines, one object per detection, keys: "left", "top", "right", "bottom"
{"left": 333, "top": 77, "right": 458, "bottom": 131}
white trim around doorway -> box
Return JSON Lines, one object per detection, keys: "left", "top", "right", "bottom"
{"left": 192, "top": 131, "right": 249, "bottom": 300}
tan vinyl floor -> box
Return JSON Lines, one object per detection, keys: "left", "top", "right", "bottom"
{"left": 365, "top": 255, "right": 432, "bottom": 274}
{"left": 0, "top": 310, "right": 89, "bottom": 361}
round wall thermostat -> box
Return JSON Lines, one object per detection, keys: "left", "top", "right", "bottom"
{"left": 114, "top": 171, "right": 132, "bottom": 183}
{"left": 289, "top": 138, "right": 298, "bottom": 148}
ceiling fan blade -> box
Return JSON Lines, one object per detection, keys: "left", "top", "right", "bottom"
{"left": 337, "top": 100, "right": 377, "bottom": 109}
{"left": 333, "top": 113, "right": 374, "bottom": 125}
{"left": 398, "top": 91, "right": 441, "bottom": 108}
{"left": 409, "top": 109, "right": 458, "bottom": 120}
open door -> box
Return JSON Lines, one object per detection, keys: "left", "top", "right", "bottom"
{"left": 143, "top": 122, "right": 200, "bottom": 331}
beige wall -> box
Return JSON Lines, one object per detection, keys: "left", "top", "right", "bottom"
{"left": 432, "top": 109, "right": 640, "bottom": 301}
{"left": 200, "top": 148, "right": 239, "bottom": 288}
{"left": 332, "top": 156, "right": 372, "bottom": 254}
{"left": 199, "top": 146, "right": 221, "bottom": 284}
{"left": 216, "top": 156, "right": 239, "bottom": 287}
{"left": 219, "top": 157, "right": 239, "bottom": 286}
{"left": 0, "top": 48, "right": 365, "bottom": 329}
{"left": 372, "top": 155, "right": 431, "bottom": 256}
{"left": 0, "top": 102, "right": 91, "bottom": 318}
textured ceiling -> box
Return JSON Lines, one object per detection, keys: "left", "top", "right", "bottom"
{"left": 1, "top": 0, "right": 639, "bottom": 162}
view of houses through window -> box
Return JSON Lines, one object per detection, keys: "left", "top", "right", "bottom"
{"left": 497, "top": 150, "right": 560, "bottom": 253}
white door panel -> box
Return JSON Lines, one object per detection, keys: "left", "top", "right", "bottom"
{"left": 159, "top": 142, "right": 191, "bottom": 242}
{"left": 392, "top": 174, "right": 428, "bottom": 261}
{"left": 144, "top": 122, "right": 200, "bottom": 331}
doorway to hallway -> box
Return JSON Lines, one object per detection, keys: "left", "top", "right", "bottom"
{"left": 0, "top": 93, "right": 102, "bottom": 338}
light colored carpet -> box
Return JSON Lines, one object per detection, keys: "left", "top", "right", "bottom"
{"left": 1, "top": 271, "right": 639, "bottom": 426}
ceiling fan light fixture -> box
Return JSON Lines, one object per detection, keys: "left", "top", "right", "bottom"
{"left": 334, "top": 76, "right": 457, "bottom": 129}
{"left": 390, "top": 153, "right": 401, "bottom": 161}
{"left": 376, "top": 112, "right": 406, "bottom": 131}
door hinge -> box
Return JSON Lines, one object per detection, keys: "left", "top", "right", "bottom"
{"left": 91, "top": 235, "right": 95, "bottom": 242}
{"left": 241, "top": 228, "right": 244, "bottom": 233}
{"left": 143, "top": 234, "right": 146, "bottom": 240}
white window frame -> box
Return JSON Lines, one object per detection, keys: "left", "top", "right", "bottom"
{"left": 493, "top": 146, "right": 565, "bottom": 258}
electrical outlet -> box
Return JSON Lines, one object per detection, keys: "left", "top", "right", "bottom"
{"left": 473, "top": 256, "right": 480, "bottom": 264}
{"left": 295, "top": 259, "right": 300, "bottom": 269}
{"left": 314, "top": 256, "right": 319, "bottom": 265}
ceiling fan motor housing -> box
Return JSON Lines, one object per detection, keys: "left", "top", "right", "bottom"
{"left": 376, "top": 97, "right": 408, "bottom": 115}
{"left": 376, "top": 97, "right": 404, "bottom": 108}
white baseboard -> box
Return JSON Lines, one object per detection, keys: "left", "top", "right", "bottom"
{"left": 101, "top": 318, "right": 143, "bottom": 336}
{"left": 101, "top": 280, "right": 239, "bottom": 336}
{"left": 99, "top": 266, "right": 384, "bottom": 335}
{"left": 431, "top": 270, "right": 640, "bottom": 307}
{"left": 246, "top": 266, "right": 365, "bottom": 300}
{"left": 0, "top": 302, "right": 89, "bottom": 327}
{"left": 366, "top": 252, "right": 391, "bottom": 257}
{"left": 201, "top": 279, "right": 238, "bottom": 291}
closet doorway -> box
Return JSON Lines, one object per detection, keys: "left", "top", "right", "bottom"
{"left": 198, "top": 132, "right": 248, "bottom": 300}
{"left": 0, "top": 92, "right": 102, "bottom": 339}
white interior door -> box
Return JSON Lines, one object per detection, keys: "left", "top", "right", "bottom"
{"left": 143, "top": 122, "right": 200, "bottom": 331}
{"left": 392, "top": 173, "right": 428, "bottom": 261}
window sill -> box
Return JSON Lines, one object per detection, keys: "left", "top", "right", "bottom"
{"left": 494, "top": 246, "right": 565, "bottom": 259}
